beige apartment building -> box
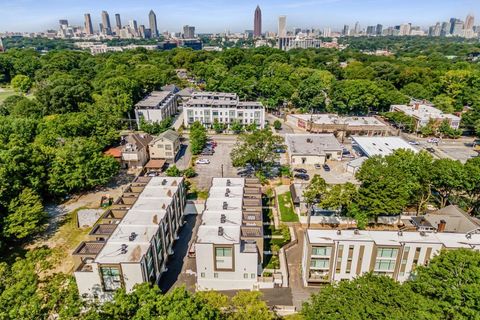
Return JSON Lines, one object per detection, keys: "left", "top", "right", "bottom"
{"left": 148, "top": 130, "right": 180, "bottom": 161}
{"left": 302, "top": 229, "right": 480, "bottom": 286}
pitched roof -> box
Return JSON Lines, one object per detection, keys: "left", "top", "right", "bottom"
{"left": 123, "top": 133, "right": 153, "bottom": 151}
{"left": 150, "top": 130, "right": 180, "bottom": 144}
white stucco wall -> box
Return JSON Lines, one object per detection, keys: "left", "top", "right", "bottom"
{"left": 121, "top": 263, "right": 145, "bottom": 292}
{"left": 196, "top": 243, "right": 258, "bottom": 291}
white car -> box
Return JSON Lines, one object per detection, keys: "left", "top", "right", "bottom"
{"left": 196, "top": 159, "right": 210, "bottom": 165}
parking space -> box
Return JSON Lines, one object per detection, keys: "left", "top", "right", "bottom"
{"left": 437, "top": 145, "right": 478, "bottom": 163}
{"left": 191, "top": 136, "right": 238, "bottom": 190}
{"left": 292, "top": 161, "right": 360, "bottom": 185}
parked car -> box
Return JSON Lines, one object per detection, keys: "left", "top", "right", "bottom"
{"left": 274, "top": 148, "right": 286, "bottom": 153}
{"left": 323, "top": 164, "right": 331, "bottom": 172}
{"left": 294, "top": 173, "right": 310, "bottom": 181}
{"left": 426, "top": 147, "right": 435, "bottom": 153}
{"left": 294, "top": 168, "right": 307, "bottom": 174}
{"left": 314, "top": 164, "right": 322, "bottom": 170}
{"left": 196, "top": 159, "right": 210, "bottom": 164}
{"left": 408, "top": 140, "right": 420, "bottom": 145}
{"left": 427, "top": 138, "right": 440, "bottom": 144}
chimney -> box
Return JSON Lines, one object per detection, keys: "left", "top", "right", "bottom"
{"left": 437, "top": 220, "right": 447, "bottom": 233}
{"left": 414, "top": 103, "right": 420, "bottom": 110}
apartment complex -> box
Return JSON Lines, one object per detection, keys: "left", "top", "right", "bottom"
{"left": 195, "top": 178, "right": 265, "bottom": 291}
{"left": 302, "top": 229, "right": 480, "bottom": 286}
{"left": 183, "top": 92, "right": 265, "bottom": 129}
{"left": 73, "top": 177, "right": 186, "bottom": 301}
{"left": 135, "top": 91, "right": 178, "bottom": 127}
{"left": 287, "top": 114, "right": 390, "bottom": 138}
{"left": 390, "top": 102, "right": 461, "bottom": 131}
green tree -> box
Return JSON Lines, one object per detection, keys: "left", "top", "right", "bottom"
{"left": 4, "top": 188, "right": 46, "bottom": 240}
{"left": 227, "top": 291, "right": 275, "bottom": 320}
{"left": 410, "top": 249, "right": 480, "bottom": 319}
{"left": 189, "top": 121, "right": 207, "bottom": 155}
{"left": 303, "top": 175, "right": 328, "bottom": 206}
{"left": 139, "top": 118, "right": 172, "bottom": 135}
{"left": 230, "top": 120, "right": 243, "bottom": 134}
{"left": 212, "top": 119, "right": 226, "bottom": 134}
{"left": 166, "top": 165, "right": 182, "bottom": 177}
{"left": 329, "top": 80, "right": 382, "bottom": 114}
{"left": 302, "top": 274, "right": 435, "bottom": 320}
{"left": 320, "top": 183, "right": 357, "bottom": 214}
{"left": 230, "top": 128, "right": 284, "bottom": 170}
{"left": 273, "top": 120, "right": 282, "bottom": 130}
{"left": 11, "top": 74, "right": 32, "bottom": 93}
{"left": 182, "top": 167, "right": 196, "bottom": 178}
{"left": 431, "top": 158, "right": 465, "bottom": 208}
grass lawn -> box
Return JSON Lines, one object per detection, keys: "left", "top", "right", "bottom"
{"left": 277, "top": 191, "right": 299, "bottom": 222}
{"left": 0, "top": 88, "right": 17, "bottom": 104}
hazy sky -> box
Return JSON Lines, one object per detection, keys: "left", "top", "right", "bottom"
{"left": 0, "top": 0, "right": 478, "bottom": 33}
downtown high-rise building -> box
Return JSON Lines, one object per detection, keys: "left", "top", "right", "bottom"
{"left": 129, "top": 19, "right": 138, "bottom": 35}
{"left": 183, "top": 25, "right": 195, "bottom": 39}
{"left": 342, "top": 24, "right": 350, "bottom": 36}
{"left": 353, "top": 21, "right": 360, "bottom": 35}
{"left": 465, "top": 14, "right": 475, "bottom": 30}
{"left": 278, "top": 15, "right": 287, "bottom": 37}
{"left": 115, "top": 14, "right": 122, "bottom": 30}
{"left": 101, "top": 10, "right": 112, "bottom": 35}
{"left": 84, "top": 13, "right": 94, "bottom": 35}
{"left": 254, "top": 5, "right": 262, "bottom": 37}
{"left": 149, "top": 10, "right": 159, "bottom": 38}
{"left": 376, "top": 24, "right": 383, "bottom": 36}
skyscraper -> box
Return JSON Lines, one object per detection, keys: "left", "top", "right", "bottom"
{"left": 254, "top": 5, "right": 262, "bottom": 37}
{"left": 115, "top": 14, "right": 122, "bottom": 30}
{"left": 101, "top": 10, "right": 112, "bottom": 35}
{"left": 354, "top": 21, "right": 360, "bottom": 35}
{"left": 465, "top": 14, "right": 475, "bottom": 30}
{"left": 129, "top": 20, "right": 138, "bottom": 35}
{"left": 0, "top": 38, "right": 4, "bottom": 52}
{"left": 376, "top": 24, "right": 383, "bottom": 36}
{"left": 183, "top": 25, "right": 195, "bottom": 39}
{"left": 440, "top": 22, "right": 451, "bottom": 37}
{"left": 278, "top": 16, "right": 287, "bottom": 37}
{"left": 149, "top": 10, "right": 159, "bottom": 38}
{"left": 84, "top": 13, "right": 94, "bottom": 35}
{"left": 342, "top": 25, "right": 350, "bottom": 36}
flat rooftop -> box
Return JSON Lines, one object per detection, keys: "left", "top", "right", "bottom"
{"left": 135, "top": 91, "right": 175, "bottom": 109}
{"left": 197, "top": 225, "right": 241, "bottom": 244}
{"left": 291, "top": 114, "right": 388, "bottom": 127}
{"left": 93, "top": 177, "right": 182, "bottom": 264}
{"left": 392, "top": 104, "right": 461, "bottom": 121}
{"left": 306, "top": 229, "right": 480, "bottom": 249}
{"left": 352, "top": 136, "right": 418, "bottom": 157}
{"left": 202, "top": 210, "right": 243, "bottom": 226}
{"left": 285, "top": 134, "right": 342, "bottom": 155}
{"left": 191, "top": 91, "right": 238, "bottom": 100}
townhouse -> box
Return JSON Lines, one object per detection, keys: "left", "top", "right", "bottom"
{"left": 73, "top": 176, "right": 186, "bottom": 301}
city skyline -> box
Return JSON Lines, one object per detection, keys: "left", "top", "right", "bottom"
{"left": 0, "top": 0, "right": 478, "bottom": 33}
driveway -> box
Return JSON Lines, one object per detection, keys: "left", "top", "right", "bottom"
{"left": 285, "top": 226, "right": 319, "bottom": 310}
{"left": 159, "top": 214, "right": 201, "bottom": 293}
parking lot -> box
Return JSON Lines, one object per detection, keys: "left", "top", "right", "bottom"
{"left": 191, "top": 136, "right": 239, "bottom": 190}
{"left": 292, "top": 161, "right": 360, "bottom": 185}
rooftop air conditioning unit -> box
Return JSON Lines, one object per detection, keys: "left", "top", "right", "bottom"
{"left": 120, "top": 244, "right": 128, "bottom": 254}
{"left": 223, "top": 202, "right": 228, "bottom": 210}
{"left": 129, "top": 232, "right": 137, "bottom": 241}
{"left": 218, "top": 227, "right": 224, "bottom": 236}
{"left": 220, "top": 214, "right": 226, "bottom": 223}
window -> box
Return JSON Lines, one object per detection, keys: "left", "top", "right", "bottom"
{"left": 244, "top": 273, "right": 248, "bottom": 279}
{"left": 310, "top": 258, "right": 330, "bottom": 269}
{"left": 215, "top": 247, "right": 233, "bottom": 270}
{"left": 157, "top": 144, "right": 164, "bottom": 149}
{"left": 377, "top": 248, "right": 398, "bottom": 259}
{"left": 165, "top": 145, "right": 172, "bottom": 150}
{"left": 312, "top": 247, "right": 331, "bottom": 257}
{"left": 201, "top": 272, "right": 205, "bottom": 278}
{"left": 374, "top": 260, "right": 396, "bottom": 271}
{"left": 214, "top": 273, "right": 218, "bottom": 278}
{"left": 101, "top": 266, "right": 122, "bottom": 291}
{"left": 251, "top": 273, "right": 256, "bottom": 279}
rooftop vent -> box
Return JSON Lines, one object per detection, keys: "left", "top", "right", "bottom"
{"left": 120, "top": 244, "right": 128, "bottom": 254}
{"left": 223, "top": 202, "right": 228, "bottom": 210}
{"left": 398, "top": 231, "right": 403, "bottom": 236}
{"left": 354, "top": 229, "right": 360, "bottom": 235}
{"left": 129, "top": 232, "right": 137, "bottom": 241}
{"left": 226, "top": 179, "right": 231, "bottom": 186}
{"left": 220, "top": 214, "right": 226, "bottom": 223}
{"left": 420, "top": 231, "right": 426, "bottom": 237}
{"left": 336, "top": 230, "right": 341, "bottom": 235}
{"left": 218, "top": 226, "right": 224, "bottom": 236}
{"left": 307, "top": 138, "right": 313, "bottom": 143}
{"left": 162, "top": 179, "right": 168, "bottom": 185}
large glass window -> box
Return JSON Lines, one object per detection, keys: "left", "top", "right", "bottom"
{"left": 100, "top": 266, "right": 122, "bottom": 291}
{"left": 215, "top": 247, "right": 233, "bottom": 270}
{"left": 312, "top": 247, "right": 331, "bottom": 257}
{"left": 374, "top": 260, "right": 396, "bottom": 272}
{"left": 377, "top": 248, "right": 399, "bottom": 259}
{"left": 310, "top": 258, "right": 330, "bottom": 269}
